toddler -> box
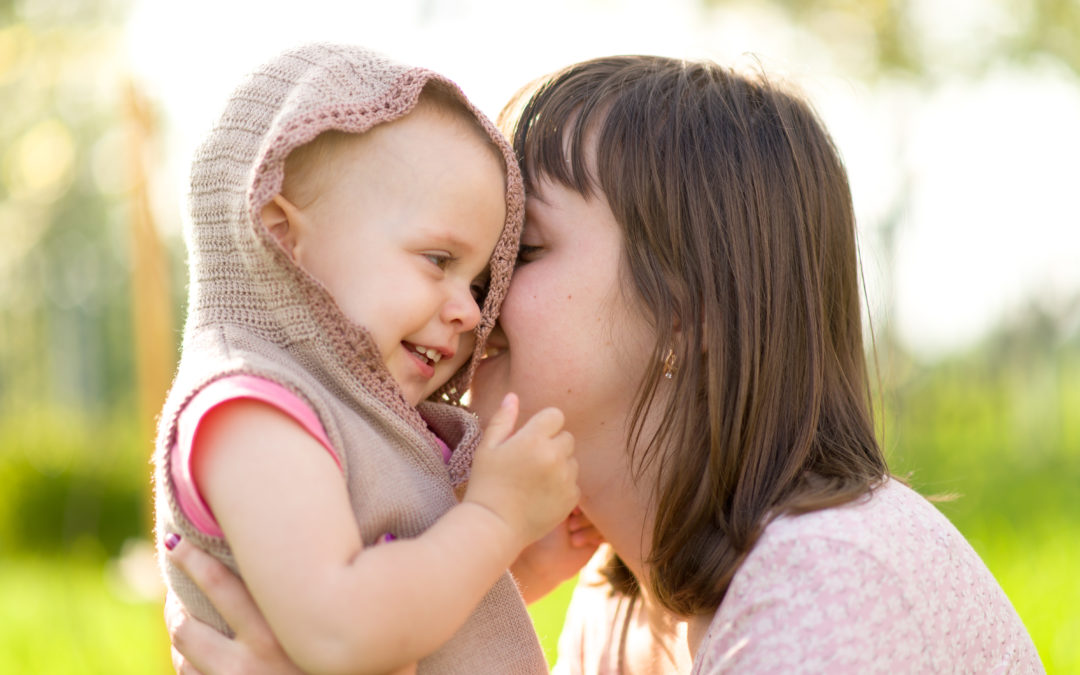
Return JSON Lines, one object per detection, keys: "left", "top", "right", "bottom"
{"left": 154, "top": 44, "right": 577, "bottom": 674}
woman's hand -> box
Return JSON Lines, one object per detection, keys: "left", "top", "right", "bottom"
{"left": 511, "top": 507, "right": 603, "bottom": 604}
{"left": 165, "top": 535, "right": 418, "bottom": 675}
{"left": 165, "top": 535, "right": 302, "bottom": 675}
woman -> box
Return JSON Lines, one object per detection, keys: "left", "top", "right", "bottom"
{"left": 165, "top": 55, "right": 1042, "bottom": 673}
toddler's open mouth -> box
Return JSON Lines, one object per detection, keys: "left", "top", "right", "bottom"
{"left": 404, "top": 341, "right": 443, "bottom": 367}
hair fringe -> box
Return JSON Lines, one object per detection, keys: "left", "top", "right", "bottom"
{"left": 510, "top": 55, "right": 890, "bottom": 616}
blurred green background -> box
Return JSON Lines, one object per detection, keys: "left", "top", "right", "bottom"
{"left": 1, "top": 0, "right": 1076, "bottom": 672}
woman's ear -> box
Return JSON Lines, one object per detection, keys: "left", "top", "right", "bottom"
{"left": 673, "top": 313, "right": 708, "bottom": 355}
{"left": 260, "top": 194, "right": 300, "bottom": 260}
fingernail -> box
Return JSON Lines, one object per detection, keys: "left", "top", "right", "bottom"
{"left": 381, "top": 533, "right": 397, "bottom": 544}
{"left": 165, "top": 533, "right": 181, "bottom": 551}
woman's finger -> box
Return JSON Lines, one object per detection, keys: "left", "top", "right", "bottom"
{"left": 172, "top": 646, "right": 206, "bottom": 675}
{"left": 166, "top": 534, "right": 271, "bottom": 645}
{"left": 169, "top": 597, "right": 242, "bottom": 675}
{"left": 570, "top": 525, "right": 604, "bottom": 548}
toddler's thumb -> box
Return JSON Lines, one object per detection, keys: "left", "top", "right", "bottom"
{"left": 482, "top": 393, "right": 519, "bottom": 447}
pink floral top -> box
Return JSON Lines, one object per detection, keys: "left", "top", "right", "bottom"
{"left": 557, "top": 479, "right": 1043, "bottom": 674}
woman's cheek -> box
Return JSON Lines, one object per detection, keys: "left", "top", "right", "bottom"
{"left": 496, "top": 270, "right": 565, "bottom": 409}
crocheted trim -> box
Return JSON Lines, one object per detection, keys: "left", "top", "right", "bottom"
{"left": 246, "top": 69, "right": 435, "bottom": 443}
{"left": 185, "top": 43, "right": 522, "bottom": 464}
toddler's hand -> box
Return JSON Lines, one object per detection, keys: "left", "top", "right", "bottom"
{"left": 464, "top": 393, "right": 579, "bottom": 551}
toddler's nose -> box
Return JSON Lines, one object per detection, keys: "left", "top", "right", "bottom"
{"left": 444, "top": 284, "right": 482, "bottom": 332}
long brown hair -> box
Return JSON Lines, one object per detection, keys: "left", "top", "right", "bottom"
{"left": 500, "top": 56, "right": 888, "bottom": 616}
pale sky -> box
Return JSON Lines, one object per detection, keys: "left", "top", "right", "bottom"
{"left": 124, "top": 0, "right": 1080, "bottom": 358}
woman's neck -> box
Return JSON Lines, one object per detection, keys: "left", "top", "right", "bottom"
{"left": 574, "top": 425, "right": 692, "bottom": 648}
{"left": 573, "top": 401, "right": 704, "bottom": 669}
{"left": 575, "top": 432, "right": 653, "bottom": 583}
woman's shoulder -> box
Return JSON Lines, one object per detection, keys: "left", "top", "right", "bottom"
{"left": 744, "top": 477, "right": 1016, "bottom": 631}
{"left": 691, "top": 479, "right": 1043, "bottom": 674}
{"left": 760, "top": 478, "right": 953, "bottom": 556}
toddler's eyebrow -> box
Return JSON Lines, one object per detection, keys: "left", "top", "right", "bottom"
{"left": 422, "top": 230, "right": 475, "bottom": 255}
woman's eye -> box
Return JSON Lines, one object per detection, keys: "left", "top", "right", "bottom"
{"left": 515, "top": 244, "right": 542, "bottom": 266}
{"left": 470, "top": 278, "right": 489, "bottom": 303}
{"left": 423, "top": 252, "right": 451, "bottom": 270}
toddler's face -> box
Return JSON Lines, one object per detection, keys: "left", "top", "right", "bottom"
{"left": 270, "top": 105, "right": 506, "bottom": 405}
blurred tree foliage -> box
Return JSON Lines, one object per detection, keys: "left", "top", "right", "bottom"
{"left": 0, "top": 0, "right": 1076, "bottom": 671}
{"left": 703, "top": 0, "right": 1080, "bottom": 78}
{"left": 0, "top": 0, "right": 183, "bottom": 558}
{"left": 1, "top": 0, "right": 138, "bottom": 415}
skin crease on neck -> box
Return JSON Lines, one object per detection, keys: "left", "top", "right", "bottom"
{"left": 469, "top": 172, "right": 704, "bottom": 671}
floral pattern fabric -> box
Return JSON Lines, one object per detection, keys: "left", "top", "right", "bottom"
{"left": 691, "top": 480, "right": 1043, "bottom": 674}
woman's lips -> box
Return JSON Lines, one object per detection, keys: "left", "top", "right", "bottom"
{"left": 479, "top": 323, "right": 508, "bottom": 363}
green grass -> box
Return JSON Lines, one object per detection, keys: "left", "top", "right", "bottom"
{"left": 0, "top": 345, "right": 1074, "bottom": 672}
{"left": 528, "top": 576, "right": 580, "bottom": 665}
{"left": 884, "top": 347, "right": 1080, "bottom": 673}
{"left": 0, "top": 554, "right": 171, "bottom": 674}
{"left": 903, "top": 464, "right": 1080, "bottom": 673}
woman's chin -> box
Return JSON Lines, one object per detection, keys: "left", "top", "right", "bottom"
{"left": 467, "top": 366, "right": 506, "bottom": 426}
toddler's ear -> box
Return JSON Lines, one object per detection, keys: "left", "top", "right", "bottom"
{"left": 260, "top": 194, "right": 299, "bottom": 260}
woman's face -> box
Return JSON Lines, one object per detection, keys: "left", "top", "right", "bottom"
{"left": 470, "top": 175, "right": 656, "bottom": 499}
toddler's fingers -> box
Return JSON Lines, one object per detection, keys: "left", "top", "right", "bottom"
{"left": 554, "top": 429, "right": 575, "bottom": 456}
{"left": 481, "top": 393, "right": 519, "bottom": 447}
{"left": 519, "top": 406, "right": 566, "bottom": 438}
{"left": 165, "top": 534, "right": 267, "bottom": 645}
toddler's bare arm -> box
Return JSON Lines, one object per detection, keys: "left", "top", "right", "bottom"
{"left": 190, "top": 393, "right": 576, "bottom": 675}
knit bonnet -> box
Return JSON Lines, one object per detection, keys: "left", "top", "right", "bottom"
{"left": 183, "top": 43, "right": 523, "bottom": 428}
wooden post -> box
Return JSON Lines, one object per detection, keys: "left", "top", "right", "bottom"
{"left": 123, "top": 80, "right": 176, "bottom": 454}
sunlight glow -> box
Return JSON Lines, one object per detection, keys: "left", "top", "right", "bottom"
{"left": 124, "top": 0, "right": 1080, "bottom": 357}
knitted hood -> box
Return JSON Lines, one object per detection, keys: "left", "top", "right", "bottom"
{"left": 182, "top": 43, "right": 522, "bottom": 423}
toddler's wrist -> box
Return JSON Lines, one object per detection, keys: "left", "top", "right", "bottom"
{"left": 458, "top": 499, "right": 527, "bottom": 558}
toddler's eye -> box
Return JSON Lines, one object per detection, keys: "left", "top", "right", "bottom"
{"left": 423, "top": 252, "right": 452, "bottom": 270}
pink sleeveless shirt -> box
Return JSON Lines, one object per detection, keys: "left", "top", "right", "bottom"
{"left": 171, "top": 374, "right": 451, "bottom": 538}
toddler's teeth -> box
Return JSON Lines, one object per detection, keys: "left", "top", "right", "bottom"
{"left": 431, "top": 352, "right": 441, "bottom": 363}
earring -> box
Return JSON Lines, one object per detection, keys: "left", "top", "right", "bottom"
{"left": 662, "top": 348, "right": 677, "bottom": 379}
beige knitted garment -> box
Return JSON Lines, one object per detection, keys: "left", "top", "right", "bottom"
{"left": 153, "top": 43, "right": 546, "bottom": 673}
